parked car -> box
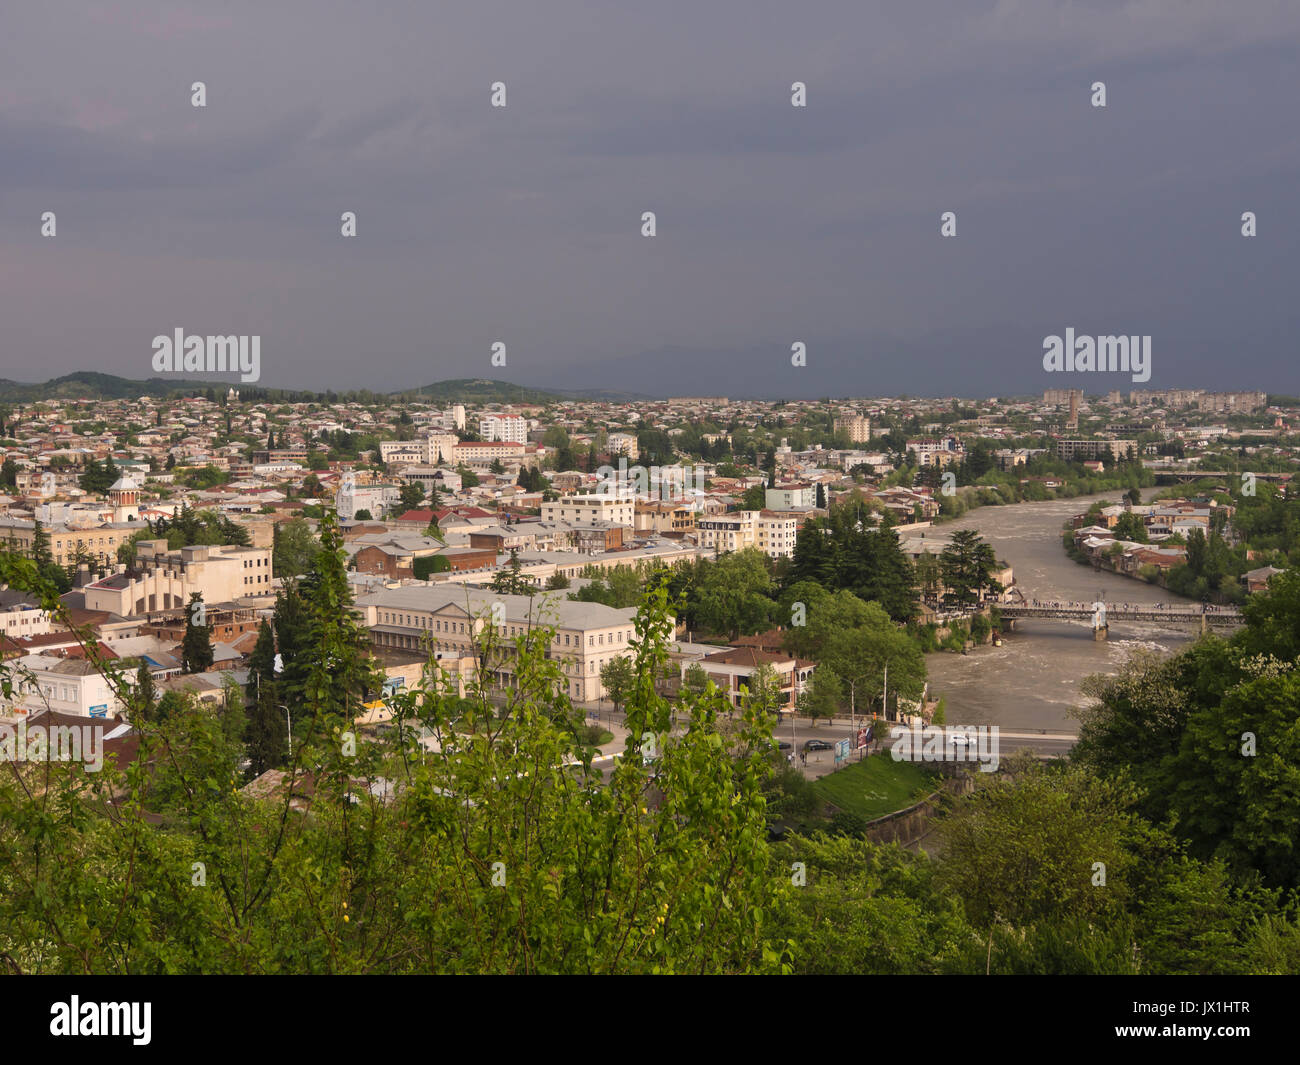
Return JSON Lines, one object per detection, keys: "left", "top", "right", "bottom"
{"left": 802, "top": 739, "right": 834, "bottom": 752}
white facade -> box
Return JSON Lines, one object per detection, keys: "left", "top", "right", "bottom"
{"left": 336, "top": 476, "right": 400, "bottom": 520}
{"left": 479, "top": 415, "right": 529, "bottom": 444}
{"left": 4, "top": 655, "right": 124, "bottom": 718}
{"left": 541, "top": 494, "right": 635, "bottom": 528}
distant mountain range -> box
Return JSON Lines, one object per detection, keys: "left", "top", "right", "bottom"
{"left": 0, "top": 372, "right": 652, "bottom": 405}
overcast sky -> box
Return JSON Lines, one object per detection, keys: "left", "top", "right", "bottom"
{"left": 2, "top": 0, "right": 1299, "bottom": 398}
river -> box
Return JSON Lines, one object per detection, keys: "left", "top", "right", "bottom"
{"left": 923, "top": 490, "right": 1200, "bottom": 732}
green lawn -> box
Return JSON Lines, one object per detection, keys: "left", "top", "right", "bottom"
{"left": 811, "top": 756, "right": 939, "bottom": 821}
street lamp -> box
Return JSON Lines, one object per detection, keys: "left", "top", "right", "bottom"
{"left": 278, "top": 704, "right": 292, "bottom": 758}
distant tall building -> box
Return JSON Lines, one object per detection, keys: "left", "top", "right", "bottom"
{"left": 833, "top": 412, "right": 872, "bottom": 444}
{"left": 1066, "top": 390, "right": 1080, "bottom": 431}
{"left": 480, "top": 414, "right": 529, "bottom": 443}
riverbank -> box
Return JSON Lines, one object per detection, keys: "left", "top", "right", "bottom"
{"left": 922, "top": 490, "right": 1199, "bottom": 732}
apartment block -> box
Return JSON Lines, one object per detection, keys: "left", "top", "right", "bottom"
{"left": 832, "top": 413, "right": 872, "bottom": 444}
{"left": 606, "top": 432, "right": 640, "bottom": 460}
{"left": 765, "top": 483, "right": 814, "bottom": 510}
{"left": 479, "top": 414, "right": 530, "bottom": 444}
{"left": 541, "top": 494, "right": 635, "bottom": 527}
{"left": 1054, "top": 439, "right": 1137, "bottom": 462}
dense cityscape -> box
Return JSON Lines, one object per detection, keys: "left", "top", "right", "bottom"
{"left": 2, "top": 375, "right": 1299, "bottom": 984}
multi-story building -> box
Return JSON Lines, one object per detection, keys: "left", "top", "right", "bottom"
{"left": 541, "top": 494, "right": 635, "bottom": 527}
{"left": 0, "top": 519, "right": 141, "bottom": 569}
{"left": 1054, "top": 439, "right": 1137, "bottom": 462}
{"left": 765, "top": 483, "right": 814, "bottom": 510}
{"left": 832, "top": 413, "right": 872, "bottom": 444}
{"left": 451, "top": 441, "right": 527, "bottom": 466}
{"left": 756, "top": 511, "right": 799, "bottom": 558}
{"left": 634, "top": 502, "right": 697, "bottom": 535}
{"left": 479, "top": 414, "right": 530, "bottom": 444}
{"left": 606, "top": 432, "right": 640, "bottom": 461}
{"left": 906, "top": 437, "right": 965, "bottom": 468}
{"left": 335, "top": 476, "right": 400, "bottom": 520}
{"left": 355, "top": 587, "right": 659, "bottom": 703}
{"left": 82, "top": 541, "right": 273, "bottom": 616}
{"left": 0, "top": 591, "right": 55, "bottom": 639}
{"left": 697, "top": 510, "right": 801, "bottom": 558}
{"left": 3, "top": 654, "right": 125, "bottom": 718}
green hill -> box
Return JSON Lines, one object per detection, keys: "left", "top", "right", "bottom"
{"left": 394, "top": 378, "right": 564, "bottom": 404}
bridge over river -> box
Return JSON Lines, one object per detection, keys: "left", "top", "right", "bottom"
{"left": 999, "top": 599, "right": 1242, "bottom": 637}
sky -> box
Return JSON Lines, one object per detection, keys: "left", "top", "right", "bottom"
{"left": 2, "top": 0, "right": 1299, "bottom": 399}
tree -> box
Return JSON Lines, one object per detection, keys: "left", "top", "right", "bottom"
{"left": 181, "top": 593, "right": 215, "bottom": 674}
{"left": 796, "top": 666, "right": 841, "bottom": 726}
{"left": 938, "top": 530, "right": 1002, "bottom": 608}
{"left": 914, "top": 549, "right": 942, "bottom": 601}
{"left": 489, "top": 458, "right": 505, "bottom": 475}
{"left": 132, "top": 661, "right": 157, "bottom": 724}
{"left": 740, "top": 662, "right": 784, "bottom": 720}
{"left": 489, "top": 549, "right": 537, "bottom": 596}
{"left": 272, "top": 517, "right": 320, "bottom": 578}
{"left": 353, "top": 508, "right": 373, "bottom": 521}
{"left": 599, "top": 657, "right": 635, "bottom": 713}
{"left": 1112, "top": 512, "right": 1148, "bottom": 544}
{"left": 692, "top": 549, "right": 773, "bottom": 639}
{"left": 545, "top": 572, "right": 571, "bottom": 590}
{"left": 0, "top": 569, "right": 783, "bottom": 974}
{"left": 284, "top": 508, "right": 381, "bottom": 730}
{"left": 78, "top": 457, "right": 120, "bottom": 496}
{"left": 244, "top": 619, "right": 286, "bottom": 776}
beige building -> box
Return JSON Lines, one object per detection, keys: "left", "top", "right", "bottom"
{"left": 451, "top": 441, "right": 527, "bottom": 466}
{"left": 542, "top": 494, "right": 635, "bottom": 527}
{"left": 83, "top": 540, "right": 273, "bottom": 616}
{"left": 634, "top": 502, "right": 696, "bottom": 535}
{"left": 356, "top": 587, "right": 664, "bottom": 703}
{"left": 696, "top": 511, "right": 803, "bottom": 559}
{"left": 0, "top": 518, "right": 140, "bottom": 568}
{"left": 833, "top": 413, "right": 872, "bottom": 444}
{"left": 1054, "top": 439, "right": 1137, "bottom": 462}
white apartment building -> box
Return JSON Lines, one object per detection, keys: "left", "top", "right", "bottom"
{"left": 698, "top": 511, "right": 800, "bottom": 558}
{"left": 606, "top": 433, "right": 640, "bottom": 461}
{"left": 765, "top": 483, "right": 815, "bottom": 510}
{"left": 3, "top": 655, "right": 124, "bottom": 718}
{"left": 541, "top": 494, "right": 635, "bottom": 528}
{"left": 356, "top": 587, "right": 659, "bottom": 703}
{"left": 906, "top": 437, "right": 965, "bottom": 468}
{"left": 0, "top": 593, "right": 54, "bottom": 639}
{"left": 479, "top": 414, "right": 530, "bottom": 444}
{"left": 756, "top": 511, "right": 800, "bottom": 558}
{"left": 83, "top": 541, "right": 274, "bottom": 616}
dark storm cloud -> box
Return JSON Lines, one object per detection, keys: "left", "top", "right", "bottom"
{"left": 1, "top": 0, "right": 1299, "bottom": 395}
